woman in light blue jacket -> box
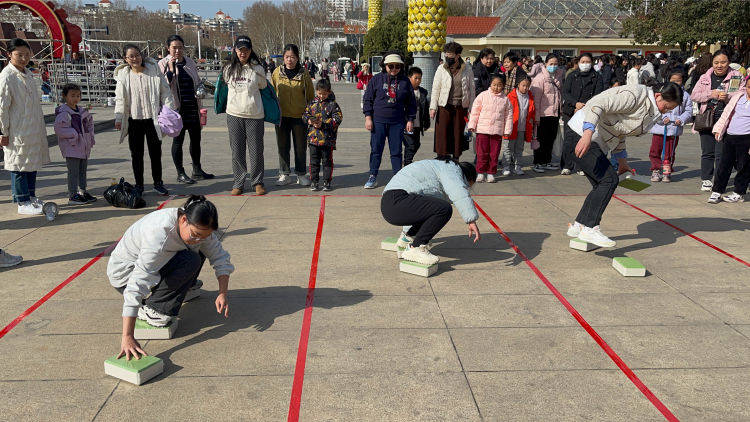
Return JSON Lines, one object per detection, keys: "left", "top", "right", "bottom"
{"left": 381, "top": 159, "right": 480, "bottom": 265}
{"left": 648, "top": 70, "right": 693, "bottom": 182}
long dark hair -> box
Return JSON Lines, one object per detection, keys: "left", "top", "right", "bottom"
{"left": 224, "top": 36, "right": 261, "bottom": 81}
{"left": 122, "top": 43, "right": 142, "bottom": 67}
{"left": 283, "top": 43, "right": 301, "bottom": 70}
{"left": 178, "top": 195, "right": 219, "bottom": 230}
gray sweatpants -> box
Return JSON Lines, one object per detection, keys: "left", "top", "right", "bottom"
{"left": 501, "top": 131, "right": 525, "bottom": 169}
{"left": 66, "top": 157, "right": 87, "bottom": 196}
{"left": 227, "top": 115, "right": 265, "bottom": 189}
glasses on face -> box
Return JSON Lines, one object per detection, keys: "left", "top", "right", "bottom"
{"left": 387, "top": 64, "right": 402, "bottom": 70}
{"left": 125, "top": 54, "right": 141, "bottom": 60}
{"left": 187, "top": 227, "right": 210, "bottom": 242}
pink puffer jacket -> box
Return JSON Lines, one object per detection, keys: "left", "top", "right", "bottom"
{"left": 54, "top": 104, "right": 95, "bottom": 159}
{"left": 530, "top": 65, "right": 564, "bottom": 120}
{"left": 690, "top": 68, "right": 746, "bottom": 114}
{"left": 468, "top": 89, "right": 514, "bottom": 136}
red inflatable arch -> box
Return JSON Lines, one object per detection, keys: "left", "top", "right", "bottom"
{"left": 0, "top": 0, "right": 82, "bottom": 58}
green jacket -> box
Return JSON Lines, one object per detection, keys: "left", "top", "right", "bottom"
{"left": 271, "top": 66, "right": 314, "bottom": 119}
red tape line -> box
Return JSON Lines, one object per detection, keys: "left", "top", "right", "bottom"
{"left": 0, "top": 198, "right": 174, "bottom": 340}
{"left": 287, "top": 195, "right": 326, "bottom": 421}
{"left": 474, "top": 201, "right": 679, "bottom": 421}
{"left": 613, "top": 195, "right": 750, "bottom": 267}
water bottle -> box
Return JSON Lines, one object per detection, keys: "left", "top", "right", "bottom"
{"left": 42, "top": 202, "right": 59, "bottom": 222}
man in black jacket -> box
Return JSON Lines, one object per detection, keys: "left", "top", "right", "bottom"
{"left": 403, "top": 67, "right": 431, "bottom": 166}
{"left": 472, "top": 48, "right": 499, "bottom": 96}
{"left": 561, "top": 52, "right": 605, "bottom": 174}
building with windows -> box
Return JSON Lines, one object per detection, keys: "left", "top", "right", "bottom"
{"left": 204, "top": 10, "right": 241, "bottom": 33}
{"left": 328, "top": 0, "right": 353, "bottom": 21}
{"left": 447, "top": 0, "right": 668, "bottom": 59}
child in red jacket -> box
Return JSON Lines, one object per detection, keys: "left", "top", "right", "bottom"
{"left": 504, "top": 76, "right": 536, "bottom": 175}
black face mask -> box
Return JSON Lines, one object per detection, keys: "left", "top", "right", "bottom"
{"left": 446, "top": 57, "right": 456, "bottom": 66}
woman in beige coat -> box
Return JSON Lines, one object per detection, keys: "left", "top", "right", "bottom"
{"left": 0, "top": 38, "right": 50, "bottom": 216}
{"left": 114, "top": 44, "right": 174, "bottom": 196}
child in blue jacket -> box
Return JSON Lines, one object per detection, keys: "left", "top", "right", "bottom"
{"left": 648, "top": 71, "right": 693, "bottom": 182}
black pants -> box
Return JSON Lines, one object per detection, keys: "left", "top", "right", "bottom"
{"left": 403, "top": 129, "right": 421, "bottom": 166}
{"left": 561, "top": 123, "right": 579, "bottom": 171}
{"left": 172, "top": 121, "right": 202, "bottom": 173}
{"left": 534, "top": 116, "right": 559, "bottom": 165}
{"left": 712, "top": 134, "right": 750, "bottom": 195}
{"left": 381, "top": 189, "right": 452, "bottom": 247}
{"left": 276, "top": 117, "right": 308, "bottom": 175}
{"left": 145, "top": 250, "right": 205, "bottom": 317}
{"left": 700, "top": 131, "right": 724, "bottom": 181}
{"left": 128, "top": 118, "right": 162, "bottom": 187}
{"left": 309, "top": 144, "right": 334, "bottom": 184}
{"left": 573, "top": 143, "right": 619, "bottom": 228}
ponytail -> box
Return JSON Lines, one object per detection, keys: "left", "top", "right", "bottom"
{"left": 177, "top": 195, "right": 219, "bottom": 230}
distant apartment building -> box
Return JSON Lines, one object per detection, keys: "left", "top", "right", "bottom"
{"left": 328, "top": 0, "right": 353, "bottom": 21}
{"left": 204, "top": 10, "right": 241, "bottom": 33}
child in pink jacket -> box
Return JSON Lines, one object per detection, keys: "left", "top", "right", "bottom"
{"left": 468, "top": 74, "right": 513, "bottom": 182}
{"left": 54, "top": 83, "right": 96, "bottom": 205}
{"left": 707, "top": 82, "right": 750, "bottom": 204}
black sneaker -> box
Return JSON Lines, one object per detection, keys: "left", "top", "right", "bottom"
{"left": 177, "top": 173, "right": 196, "bottom": 184}
{"left": 310, "top": 182, "right": 320, "bottom": 191}
{"left": 322, "top": 182, "right": 332, "bottom": 191}
{"left": 134, "top": 185, "right": 144, "bottom": 197}
{"left": 154, "top": 182, "right": 169, "bottom": 196}
{"left": 82, "top": 192, "right": 97, "bottom": 203}
{"left": 192, "top": 167, "right": 215, "bottom": 180}
{"left": 68, "top": 193, "right": 87, "bottom": 205}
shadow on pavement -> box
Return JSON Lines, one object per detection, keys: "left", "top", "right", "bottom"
{"left": 431, "top": 231, "right": 551, "bottom": 269}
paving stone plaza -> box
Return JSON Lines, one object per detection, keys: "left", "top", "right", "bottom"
{"left": 1, "top": 81, "right": 749, "bottom": 421}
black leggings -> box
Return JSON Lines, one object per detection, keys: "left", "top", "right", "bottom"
{"left": 381, "top": 189, "right": 452, "bottom": 247}
{"left": 128, "top": 118, "right": 162, "bottom": 187}
{"left": 172, "top": 121, "right": 202, "bottom": 173}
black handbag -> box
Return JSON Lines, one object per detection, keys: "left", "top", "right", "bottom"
{"left": 693, "top": 102, "right": 716, "bottom": 132}
{"left": 104, "top": 178, "right": 146, "bottom": 209}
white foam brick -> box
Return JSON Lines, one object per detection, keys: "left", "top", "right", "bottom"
{"left": 399, "top": 260, "right": 438, "bottom": 277}
{"left": 134, "top": 319, "right": 178, "bottom": 340}
{"left": 104, "top": 355, "right": 164, "bottom": 385}
{"left": 569, "top": 238, "right": 599, "bottom": 251}
{"left": 381, "top": 237, "right": 399, "bottom": 252}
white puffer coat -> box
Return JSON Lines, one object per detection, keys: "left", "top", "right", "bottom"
{"left": 430, "top": 62, "right": 475, "bottom": 110}
{"left": 0, "top": 64, "right": 50, "bottom": 172}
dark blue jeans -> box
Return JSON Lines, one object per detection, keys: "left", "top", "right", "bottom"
{"left": 11, "top": 171, "right": 37, "bottom": 203}
{"left": 369, "top": 121, "right": 404, "bottom": 177}
{"left": 573, "top": 143, "right": 619, "bottom": 228}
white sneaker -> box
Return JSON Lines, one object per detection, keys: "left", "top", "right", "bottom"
{"left": 513, "top": 165, "right": 525, "bottom": 175}
{"left": 722, "top": 192, "right": 745, "bottom": 203}
{"left": 707, "top": 192, "right": 722, "bottom": 204}
{"left": 30, "top": 196, "right": 44, "bottom": 207}
{"left": 486, "top": 174, "right": 496, "bottom": 183}
{"left": 501, "top": 168, "right": 511, "bottom": 176}
{"left": 18, "top": 201, "right": 42, "bottom": 215}
{"left": 476, "top": 173, "right": 485, "bottom": 183}
{"left": 532, "top": 164, "right": 545, "bottom": 173}
{"left": 276, "top": 174, "right": 293, "bottom": 186}
{"left": 183, "top": 279, "right": 203, "bottom": 302}
{"left": 400, "top": 244, "right": 439, "bottom": 265}
{"left": 701, "top": 180, "right": 713, "bottom": 191}
{"left": 560, "top": 168, "right": 572, "bottom": 175}
{"left": 0, "top": 249, "right": 23, "bottom": 268}
{"left": 577, "top": 171, "right": 585, "bottom": 176}
{"left": 297, "top": 174, "right": 311, "bottom": 186}
{"left": 395, "top": 231, "right": 413, "bottom": 249}
{"left": 578, "top": 225, "right": 616, "bottom": 248}
{"left": 566, "top": 221, "right": 582, "bottom": 237}
{"left": 137, "top": 305, "right": 172, "bottom": 327}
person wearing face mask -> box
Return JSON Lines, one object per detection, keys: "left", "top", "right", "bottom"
{"left": 565, "top": 83, "right": 683, "bottom": 247}
{"left": 430, "top": 42, "right": 476, "bottom": 161}
{"left": 529, "top": 53, "right": 565, "bottom": 173}
{"left": 472, "top": 48, "right": 499, "bottom": 96}
{"left": 560, "top": 53, "right": 604, "bottom": 175}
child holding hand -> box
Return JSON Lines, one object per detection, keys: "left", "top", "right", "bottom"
{"left": 54, "top": 83, "right": 97, "bottom": 204}
{"left": 467, "top": 74, "right": 513, "bottom": 182}
{"left": 303, "top": 78, "right": 343, "bottom": 191}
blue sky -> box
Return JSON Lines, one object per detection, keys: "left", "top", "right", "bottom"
{"left": 126, "top": 0, "right": 247, "bottom": 19}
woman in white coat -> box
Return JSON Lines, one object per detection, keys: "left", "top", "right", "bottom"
{"left": 114, "top": 44, "right": 174, "bottom": 197}
{"left": 0, "top": 38, "right": 50, "bottom": 215}
{"left": 566, "top": 82, "right": 682, "bottom": 247}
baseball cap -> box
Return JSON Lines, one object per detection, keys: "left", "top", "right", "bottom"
{"left": 234, "top": 36, "right": 252, "bottom": 50}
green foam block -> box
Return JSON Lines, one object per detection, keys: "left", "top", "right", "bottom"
{"left": 134, "top": 318, "right": 177, "bottom": 340}
{"left": 104, "top": 355, "right": 164, "bottom": 385}
{"left": 381, "top": 237, "right": 400, "bottom": 252}
{"left": 399, "top": 260, "right": 438, "bottom": 277}
{"left": 569, "top": 238, "right": 598, "bottom": 251}
{"left": 612, "top": 257, "right": 646, "bottom": 277}
{"left": 618, "top": 173, "right": 651, "bottom": 192}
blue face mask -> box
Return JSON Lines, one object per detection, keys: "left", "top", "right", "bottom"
{"left": 546, "top": 65, "right": 558, "bottom": 73}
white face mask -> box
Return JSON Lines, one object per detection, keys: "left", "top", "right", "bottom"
{"left": 579, "top": 63, "right": 592, "bottom": 72}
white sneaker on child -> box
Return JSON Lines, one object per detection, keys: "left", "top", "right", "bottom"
{"left": 722, "top": 192, "right": 745, "bottom": 203}
{"left": 486, "top": 174, "right": 496, "bottom": 183}
{"left": 476, "top": 173, "right": 485, "bottom": 183}
{"left": 396, "top": 231, "right": 413, "bottom": 249}
{"left": 566, "top": 221, "right": 582, "bottom": 237}
{"left": 18, "top": 201, "right": 42, "bottom": 215}
{"left": 502, "top": 168, "right": 511, "bottom": 176}
{"left": 400, "top": 244, "right": 440, "bottom": 265}
{"left": 578, "top": 225, "right": 616, "bottom": 248}
{"left": 137, "top": 305, "right": 172, "bottom": 327}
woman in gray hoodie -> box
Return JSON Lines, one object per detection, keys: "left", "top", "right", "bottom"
{"left": 108, "top": 195, "right": 234, "bottom": 360}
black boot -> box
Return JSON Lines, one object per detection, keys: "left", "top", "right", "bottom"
{"left": 192, "top": 166, "right": 214, "bottom": 180}
{"left": 177, "top": 171, "right": 196, "bottom": 184}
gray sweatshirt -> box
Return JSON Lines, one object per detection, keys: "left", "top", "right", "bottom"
{"left": 107, "top": 208, "right": 235, "bottom": 317}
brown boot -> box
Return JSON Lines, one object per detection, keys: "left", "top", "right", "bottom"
{"left": 231, "top": 188, "right": 243, "bottom": 196}
{"left": 255, "top": 184, "right": 267, "bottom": 196}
